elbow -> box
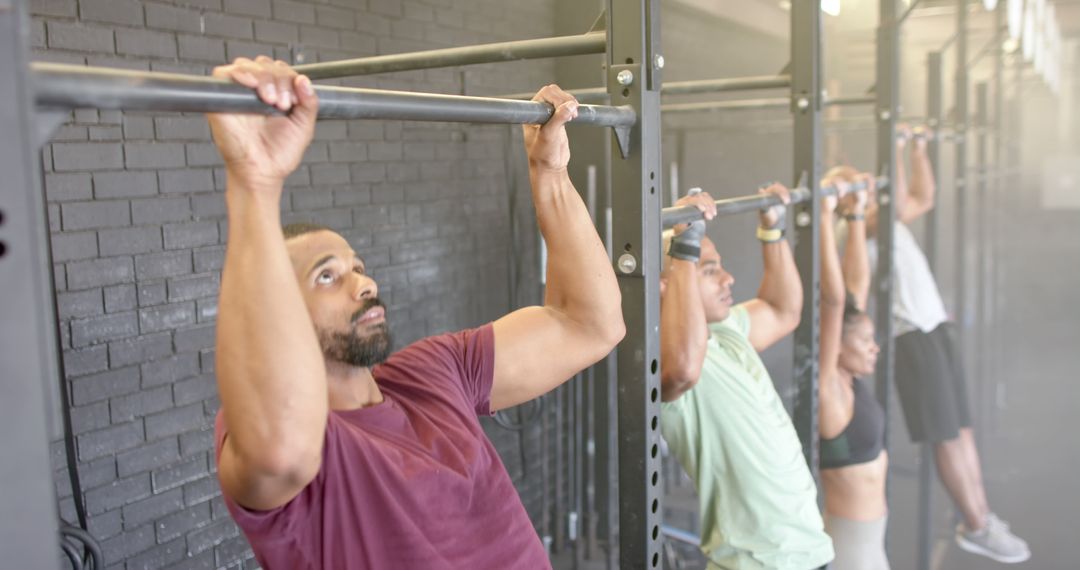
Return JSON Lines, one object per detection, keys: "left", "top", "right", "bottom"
{"left": 232, "top": 428, "right": 323, "bottom": 484}
{"left": 255, "top": 442, "right": 322, "bottom": 488}
{"left": 591, "top": 291, "right": 626, "bottom": 352}
{"left": 603, "top": 316, "right": 626, "bottom": 350}
{"left": 661, "top": 356, "right": 702, "bottom": 396}
{"left": 656, "top": 373, "right": 699, "bottom": 401}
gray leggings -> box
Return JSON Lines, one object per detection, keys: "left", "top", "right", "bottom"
{"left": 824, "top": 513, "right": 890, "bottom": 570}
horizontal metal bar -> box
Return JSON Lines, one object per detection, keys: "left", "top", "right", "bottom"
{"left": 825, "top": 95, "right": 876, "bottom": 106}
{"left": 897, "top": 0, "right": 924, "bottom": 26}
{"left": 497, "top": 86, "right": 610, "bottom": 103}
{"left": 497, "top": 75, "right": 791, "bottom": 103}
{"left": 661, "top": 98, "right": 790, "bottom": 114}
{"left": 661, "top": 525, "right": 700, "bottom": 546}
{"left": 662, "top": 176, "right": 887, "bottom": 228}
{"left": 661, "top": 75, "right": 791, "bottom": 95}
{"left": 293, "top": 32, "right": 607, "bottom": 79}
{"left": 32, "top": 63, "right": 636, "bottom": 128}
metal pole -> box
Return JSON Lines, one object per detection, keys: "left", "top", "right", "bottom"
{"left": 0, "top": 0, "right": 63, "bottom": 567}
{"left": 825, "top": 95, "right": 877, "bottom": 106}
{"left": 661, "top": 177, "right": 886, "bottom": 228}
{"left": 293, "top": 31, "right": 607, "bottom": 79}
{"left": 33, "top": 63, "right": 636, "bottom": 130}
{"left": 661, "top": 98, "right": 790, "bottom": 114}
{"left": 955, "top": 0, "right": 969, "bottom": 388}
{"left": 917, "top": 49, "right": 944, "bottom": 570}
{"left": 498, "top": 75, "right": 791, "bottom": 102}
{"left": 661, "top": 75, "right": 791, "bottom": 95}
{"left": 991, "top": 3, "right": 1005, "bottom": 436}
{"left": 875, "top": 0, "right": 901, "bottom": 549}
{"left": 791, "top": 0, "right": 823, "bottom": 475}
{"left": 608, "top": 0, "right": 664, "bottom": 566}
{"left": 974, "top": 81, "right": 989, "bottom": 444}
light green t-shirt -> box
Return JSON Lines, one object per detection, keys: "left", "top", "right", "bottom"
{"left": 661, "top": 304, "right": 834, "bottom": 570}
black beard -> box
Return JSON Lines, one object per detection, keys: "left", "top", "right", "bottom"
{"left": 318, "top": 299, "right": 392, "bottom": 368}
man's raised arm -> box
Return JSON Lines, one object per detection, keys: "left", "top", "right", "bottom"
{"left": 490, "top": 85, "right": 625, "bottom": 411}
{"left": 744, "top": 183, "right": 803, "bottom": 351}
{"left": 210, "top": 58, "right": 327, "bottom": 510}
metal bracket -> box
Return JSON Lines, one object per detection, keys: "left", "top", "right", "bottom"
{"left": 613, "top": 125, "right": 632, "bottom": 159}
{"left": 34, "top": 107, "right": 70, "bottom": 150}
{"left": 588, "top": 9, "right": 607, "bottom": 33}
{"left": 608, "top": 63, "right": 640, "bottom": 159}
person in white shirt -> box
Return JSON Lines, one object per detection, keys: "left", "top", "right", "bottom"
{"left": 836, "top": 126, "right": 1029, "bottom": 564}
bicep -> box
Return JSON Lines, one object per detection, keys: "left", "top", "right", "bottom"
{"left": 743, "top": 298, "right": 796, "bottom": 351}
{"left": 491, "top": 306, "right": 608, "bottom": 411}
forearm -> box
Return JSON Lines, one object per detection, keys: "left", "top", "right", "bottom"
{"left": 842, "top": 218, "right": 870, "bottom": 310}
{"left": 908, "top": 145, "right": 936, "bottom": 208}
{"left": 660, "top": 260, "right": 707, "bottom": 401}
{"left": 756, "top": 239, "right": 802, "bottom": 324}
{"left": 216, "top": 177, "right": 327, "bottom": 470}
{"left": 820, "top": 213, "right": 845, "bottom": 307}
{"left": 815, "top": 211, "right": 846, "bottom": 410}
{"left": 530, "top": 168, "right": 623, "bottom": 342}
{"left": 893, "top": 144, "right": 909, "bottom": 213}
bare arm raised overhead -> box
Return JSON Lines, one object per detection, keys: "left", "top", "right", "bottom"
{"left": 209, "top": 58, "right": 327, "bottom": 511}
{"left": 659, "top": 191, "right": 716, "bottom": 402}
{"left": 489, "top": 85, "right": 625, "bottom": 410}
{"left": 744, "top": 183, "right": 803, "bottom": 351}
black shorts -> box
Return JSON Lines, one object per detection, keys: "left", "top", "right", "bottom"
{"left": 894, "top": 323, "right": 972, "bottom": 443}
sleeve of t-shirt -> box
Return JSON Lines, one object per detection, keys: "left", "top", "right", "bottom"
{"left": 213, "top": 410, "right": 337, "bottom": 542}
{"left": 416, "top": 324, "right": 496, "bottom": 417}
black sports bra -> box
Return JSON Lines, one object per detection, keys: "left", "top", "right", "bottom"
{"left": 820, "top": 378, "right": 885, "bottom": 470}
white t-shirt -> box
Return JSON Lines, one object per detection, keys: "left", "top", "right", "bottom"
{"left": 837, "top": 220, "right": 948, "bottom": 336}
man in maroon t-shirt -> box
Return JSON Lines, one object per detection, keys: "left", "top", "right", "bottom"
{"left": 206, "top": 57, "right": 624, "bottom": 569}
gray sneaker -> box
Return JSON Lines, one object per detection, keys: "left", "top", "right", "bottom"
{"left": 955, "top": 513, "right": 1031, "bottom": 564}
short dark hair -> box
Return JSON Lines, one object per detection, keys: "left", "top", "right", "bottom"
{"left": 282, "top": 222, "right": 333, "bottom": 240}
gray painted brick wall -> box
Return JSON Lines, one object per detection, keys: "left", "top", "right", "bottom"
{"left": 33, "top": 0, "right": 574, "bottom": 567}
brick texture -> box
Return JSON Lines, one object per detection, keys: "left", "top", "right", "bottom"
{"left": 36, "top": 0, "right": 560, "bottom": 566}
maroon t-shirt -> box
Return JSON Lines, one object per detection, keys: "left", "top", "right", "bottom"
{"left": 214, "top": 325, "right": 550, "bottom": 569}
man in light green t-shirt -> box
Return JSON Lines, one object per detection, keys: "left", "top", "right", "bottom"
{"left": 659, "top": 185, "right": 834, "bottom": 570}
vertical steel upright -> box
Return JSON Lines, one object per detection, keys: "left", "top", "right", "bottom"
{"left": 925, "top": 52, "right": 943, "bottom": 270}
{"left": 954, "top": 0, "right": 969, "bottom": 355}
{"left": 974, "top": 81, "right": 989, "bottom": 441}
{"left": 790, "top": 0, "right": 823, "bottom": 475}
{"left": 991, "top": 4, "right": 1006, "bottom": 426}
{"left": 0, "top": 0, "right": 64, "bottom": 568}
{"left": 607, "top": 0, "right": 664, "bottom": 567}
{"left": 917, "top": 50, "right": 945, "bottom": 570}
{"left": 875, "top": 0, "right": 900, "bottom": 461}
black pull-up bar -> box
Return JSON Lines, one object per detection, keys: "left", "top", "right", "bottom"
{"left": 293, "top": 31, "right": 607, "bottom": 80}
{"left": 32, "top": 63, "right": 636, "bottom": 129}
{"left": 661, "top": 176, "right": 888, "bottom": 228}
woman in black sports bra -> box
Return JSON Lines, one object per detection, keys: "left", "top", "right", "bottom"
{"left": 818, "top": 167, "right": 889, "bottom": 570}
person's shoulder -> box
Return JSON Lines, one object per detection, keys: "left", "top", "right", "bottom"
{"left": 388, "top": 325, "right": 492, "bottom": 362}
{"left": 711, "top": 304, "right": 751, "bottom": 337}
